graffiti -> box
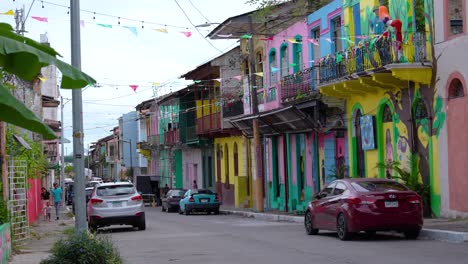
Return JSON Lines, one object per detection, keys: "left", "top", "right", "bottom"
{"left": 360, "top": 115, "right": 376, "bottom": 150}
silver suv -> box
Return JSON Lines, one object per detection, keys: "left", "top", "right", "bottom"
{"left": 87, "top": 182, "right": 145, "bottom": 231}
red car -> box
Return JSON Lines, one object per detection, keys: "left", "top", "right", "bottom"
{"left": 304, "top": 178, "right": 423, "bottom": 240}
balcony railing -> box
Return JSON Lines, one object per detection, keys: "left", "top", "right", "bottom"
{"left": 223, "top": 100, "right": 244, "bottom": 118}
{"left": 196, "top": 112, "right": 221, "bottom": 135}
{"left": 280, "top": 66, "right": 316, "bottom": 102}
{"left": 317, "top": 32, "right": 430, "bottom": 86}
{"left": 164, "top": 130, "right": 179, "bottom": 145}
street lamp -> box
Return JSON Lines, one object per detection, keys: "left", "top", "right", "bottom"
{"left": 122, "top": 139, "right": 133, "bottom": 183}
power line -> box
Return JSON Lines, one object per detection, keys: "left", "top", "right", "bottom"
{"left": 189, "top": 0, "right": 211, "bottom": 23}
{"left": 173, "top": 0, "right": 222, "bottom": 53}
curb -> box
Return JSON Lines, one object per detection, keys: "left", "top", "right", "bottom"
{"left": 221, "top": 210, "right": 468, "bottom": 243}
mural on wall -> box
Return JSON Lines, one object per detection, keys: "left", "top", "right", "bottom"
{"left": 385, "top": 128, "right": 393, "bottom": 178}
{"left": 360, "top": 115, "right": 376, "bottom": 150}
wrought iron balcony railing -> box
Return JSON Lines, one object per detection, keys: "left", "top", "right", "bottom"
{"left": 317, "top": 32, "right": 430, "bottom": 86}
{"left": 280, "top": 66, "right": 317, "bottom": 103}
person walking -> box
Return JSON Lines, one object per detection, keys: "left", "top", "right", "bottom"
{"left": 50, "top": 182, "right": 62, "bottom": 220}
{"left": 40, "top": 187, "right": 50, "bottom": 221}
{"left": 192, "top": 180, "right": 198, "bottom": 189}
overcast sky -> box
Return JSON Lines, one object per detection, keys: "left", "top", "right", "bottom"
{"left": 1, "top": 0, "right": 255, "bottom": 154}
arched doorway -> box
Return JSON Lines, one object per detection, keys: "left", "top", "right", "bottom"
{"left": 447, "top": 76, "right": 468, "bottom": 212}
{"left": 381, "top": 104, "right": 394, "bottom": 178}
{"left": 354, "top": 109, "right": 365, "bottom": 177}
{"left": 216, "top": 144, "right": 222, "bottom": 197}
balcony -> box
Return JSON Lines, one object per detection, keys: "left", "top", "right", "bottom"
{"left": 164, "top": 130, "right": 179, "bottom": 145}
{"left": 317, "top": 32, "right": 432, "bottom": 95}
{"left": 223, "top": 100, "right": 244, "bottom": 118}
{"left": 196, "top": 112, "right": 221, "bottom": 135}
{"left": 280, "top": 66, "right": 317, "bottom": 104}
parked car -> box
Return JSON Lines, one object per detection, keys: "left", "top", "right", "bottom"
{"left": 161, "top": 189, "right": 186, "bottom": 212}
{"left": 179, "top": 189, "right": 220, "bottom": 215}
{"left": 85, "top": 181, "right": 101, "bottom": 202}
{"left": 87, "top": 182, "right": 145, "bottom": 231}
{"left": 304, "top": 178, "right": 423, "bottom": 241}
{"left": 66, "top": 182, "right": 74, "bottom": 206}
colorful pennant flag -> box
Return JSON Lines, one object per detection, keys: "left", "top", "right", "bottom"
{"left": 232, "top": 75, "right": 242, "bottom": 81}
{"left": 289, "top": 63, "right": 297, "bottom": 67}
{"left": 80, "top": 20, "right": 85, "bottom": 28}
{"left": 217, "top": 34, "right": 232, "bottom": 38}
{"left": 308, "top": 38, "right": 319, "bottom": 46}
{"left": 124, "top": 26, "right": 138, "bottom": 36}
{"left": 271, "top": 67, "right": 279, "bottom": 73}
{"left": 154, "top": 28, "right": 168, "bottom": 33}
{"left": 340, "top": 37, "right": 353, "bottom": 44}
{"left": 214, "top": 78, "right": 221, "bottom": 82}
{"left": 152, "top": 82, "right": 160, "bottom": 86}
{"left": 356, "top": 35, "right": 368, "bottom": 39}
{"left": 38, "top": 77, "right": 47, "bottom": 82}
{"left": 240, "top": 34, "right": 252, "bottom": 39}
{"left": 260, "top": 36, "right": 274, "bottom": 41}
{"left": 31, "top": 16, "right": 48, "bottom": 22}
{"left": 180, "top": 31, "right": 192, "bottom": 37}
{"left": 1, "top": 10, "right": 14, "bottom": 16}
{"left": 324, "top": 37, "right": 332, "bottom": 43}
{"left": 129, "top": 85, "right": 138, "bottom": 92}
{"left": 194, "top": 80, "right": 202, "bottom": 83}
{"left": 288, "top": 38, "right": 299, "bottom": 43}
{"left": 97, "top": 23, "right": 112, "bottom": 28}
{"left": 254, "top": 72, "right": 263, "bottom": 77}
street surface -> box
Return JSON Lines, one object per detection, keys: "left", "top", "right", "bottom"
{"left": 101, "top": 208, "right": 468, "bottom": 264}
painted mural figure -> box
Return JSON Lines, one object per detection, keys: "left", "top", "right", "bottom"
{"left": 385, "top": 129, "right": 393, "bottom": 178}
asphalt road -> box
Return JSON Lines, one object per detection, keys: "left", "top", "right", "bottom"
{"left": 100, "top": 207, "right": 468, "bottom": 264}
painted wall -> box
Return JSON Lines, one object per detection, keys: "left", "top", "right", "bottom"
{"left": 182, "top": 148, "right": 203, "bottom": 189}
{"left": 264, "top": 20, "right": 310, "bottom": 111}
{"left": 0, "top": 223, "right": 12, "bottom": 264}
{"left": 27, "top": 178, "right": 41, "bottom": 224}
{"left": 434, "top": 0, "right": 468, "bottom": 217}
{"left": 214, "top": 136, "right": 249, "bottom": 208}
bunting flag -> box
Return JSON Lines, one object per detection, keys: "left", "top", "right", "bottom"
{"left": 31, "top": 16, "right": 48, "bottom": 22}
{"left": 152, "top": 82, "right": 160, "bottom": 86}
{"left": 308, "top": 38, "right": 319, "bottom": 46}
{"left": 180, "top": 31, "right": 192, "bottom": 37}
{"left": 355, "top": 35, "right": 368, "bottom": 39}
{"left": 254, "top": 72, "right": 263, "bottom": 77}
{"left": 340, "top": 37, "right": 354, "bottom": 44}
{"left": 288, "top": 38, "right": 299, "bottom": 43}
{"left": 124, "top": 26, "right": 138, "bottom": 36}
{"left": 214, "top": 78, "right": 221, "bottom": 82}
{"left": 260, "top": 36, "right": 274, "bottom": 41}
{"left": 154, "top": 28, "right": 168, "bottom": 33}
{"left": 232, "top": 75, "right": 242, "bottom": 81}
{"left": 217, "top": 34, "right": 232, "bottom": 38}
{"left": 271, "top": 67, "right": 279, "bottom": 73}
{"left": 97, "top": 23, "right": 112, "bottom": 28}
{"left": 240, "top": 34, "right": 252, "bottom": 39}
{"left": 80, "top": 20, "right": 85, "bottom": 28}
{"left": 194, "top": 80, "right": 202, "bottom": 83}
{"left": 129, "top": 85, "right": 138, "bottom": 92}
{"left": 324, "top": 37, "right": 332, "bottom": 43}
{"left": 1, "top": 10, "right": 14, "bottom": 16}
{"left": 289, "top": 63, "right": 297, "bottom": 67}
{"left": 38, "top": 77, "right": 47, "bottom": 82}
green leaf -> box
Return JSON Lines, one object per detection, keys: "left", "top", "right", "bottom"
{"left": 0, "top": 83, "right": 56, "bottom": 139}
{"left": 0, "top": 23, "right": 95, "bottom": 89}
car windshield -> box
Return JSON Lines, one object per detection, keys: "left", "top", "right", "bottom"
{"left": 96, "top": 184, "right": 135, "bottom": 196}
{"left": 193, "top": 189, "right": 213, "bottom": 194}
{"left": 169, "top": 190, "right": 185, "bottom": 197}
{"left": 351, "top": 181, "right": 408, "bottom": 192}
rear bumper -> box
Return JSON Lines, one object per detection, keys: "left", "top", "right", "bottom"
{"left": 186, "top": 202, "right": 220, "bottom": 211}
{"left": 90, "top": 213, "right": 144, "bottom": 227}
{"left": 347, "top": 208, "right": 423, "bottom": 232}
{"left": 167, "top": 202, "right": 180, "bottom": 208}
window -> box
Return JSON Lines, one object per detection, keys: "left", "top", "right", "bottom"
{"left": 333, "top": 182, "right": 347, "bottom": 195}
{"left": 351, "top": 181, "right": 408, "bottom": 192}
{"left": 224, "top": 143, "right": 230, "bottom": 185}
{"left": 280, "top": 44, "right": 289, "bottom": 78}
{"left": 256, "top": 51, "right": 264, "bottom": 88}
{"left": 292, "top": 35, "right": 303, "bottom": 72}
{"left": 332, "top": 16, "right": 342, "bottom": 52}
{"left": 96, "top": 184, "right": 135, "bottom": 196}
{"left": 322, "top": 182, "right": 337, "bottom": 195}
{"left": 312, "top": 28, "right": 320, "bottom": 40}
{"left": 448, "top": 0, "right": 464, "bottom": 36}
{"left": 382, "top": 104, "right": 393, "bottom": 122}
{"left": 233, "top": 143, "right": 239, "bottom": 176}
{"left": 269, "top": 50, "right": 277, "bottom": 86}
{"left": 449, "top": 78, "right": 465, "bottom": 99}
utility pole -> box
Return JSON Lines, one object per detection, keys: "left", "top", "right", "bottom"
{"left": 248, "top": 15, "right": 264, "bottom": 212}
{"left": 60, "top": 96, "right": 65, "bottom": 203}
{"left": 129, "top": 138, "right": 133, "bottom": 183}
{"left": 70, "top": 0, "right": 86, "bottom": 232}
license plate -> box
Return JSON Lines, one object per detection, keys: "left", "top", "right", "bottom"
{"left": 112, "top": 202, "right": 122, "bottom": 207}
{"left": 384, "top": 201, "right": 399, "bottom": 208}
{"left": 200, "top": 198, "right": 209, "bottom": 203}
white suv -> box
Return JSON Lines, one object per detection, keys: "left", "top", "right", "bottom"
{"left": 87, "top": 182, "right": 145, "bottom": 231}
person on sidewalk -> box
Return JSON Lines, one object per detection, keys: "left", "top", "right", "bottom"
{"left": 192, "top": 180, "right": 198, "bottom": 189}
{"left": 44, "top": 202, "right": 52, "bottom": 222}
{"left": 40, "top": 187, "right": 50, "bottom": 221}
{"left": 50, "top": 182, "right": 62, "bottom": 220}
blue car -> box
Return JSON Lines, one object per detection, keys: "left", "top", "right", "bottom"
{"left": 179, "top": 189, "right": 220, "bottom": 215}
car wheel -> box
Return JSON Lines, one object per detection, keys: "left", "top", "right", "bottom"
{"left": 166, "top": 206, "right": 172, "bottom": 213}
{"left": 304, "top": 211, "right": 319, "bottom": 235}
{"left": 213, "top": 208, "right": 220, "bottom": 215}
{"left": 337, "top": 213, "right": 352, "bottom": 241}
{"left": 88, "top": 218, "right": 98, "bottom": 232}
{"left": 138, "top": 216, "right": 146, "bottom": 231}
{"left": 404, "top": 229, "right": 420, "bottom": 240}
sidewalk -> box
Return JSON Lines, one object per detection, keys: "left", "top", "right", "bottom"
{"left": 9, "top": 207, "right": 74, "bottom": 264}
{"left": 220, "top": 207, "right": 468, "bottom": 243}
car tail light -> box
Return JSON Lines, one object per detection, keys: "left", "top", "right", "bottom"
{"left": 90, "top": 198, "right": 103, "bottom": 204}
{"left": 189, "top": 197, "right": 195, "bottom": 202}
{"left": 348, "top": 196, "right": 375, "bottom": 206}
{"left": 214, "top": 194, "right": 219, "bottom": 202}
{"left": 407, "top": 196, "right": 421, "bottom": 204}
{"left": 131, "top": 195, "right": 143, "bottom": 201}
{"left": 135, "top": 212, "right": 143, "bottom": 217}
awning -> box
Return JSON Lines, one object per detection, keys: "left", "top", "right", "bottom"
{"left": 230, "top": 105, "right": 316, "bottom": 137}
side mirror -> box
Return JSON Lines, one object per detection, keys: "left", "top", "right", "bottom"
{"left": 315, "top": 192, "right": 326, "bottom": 199}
